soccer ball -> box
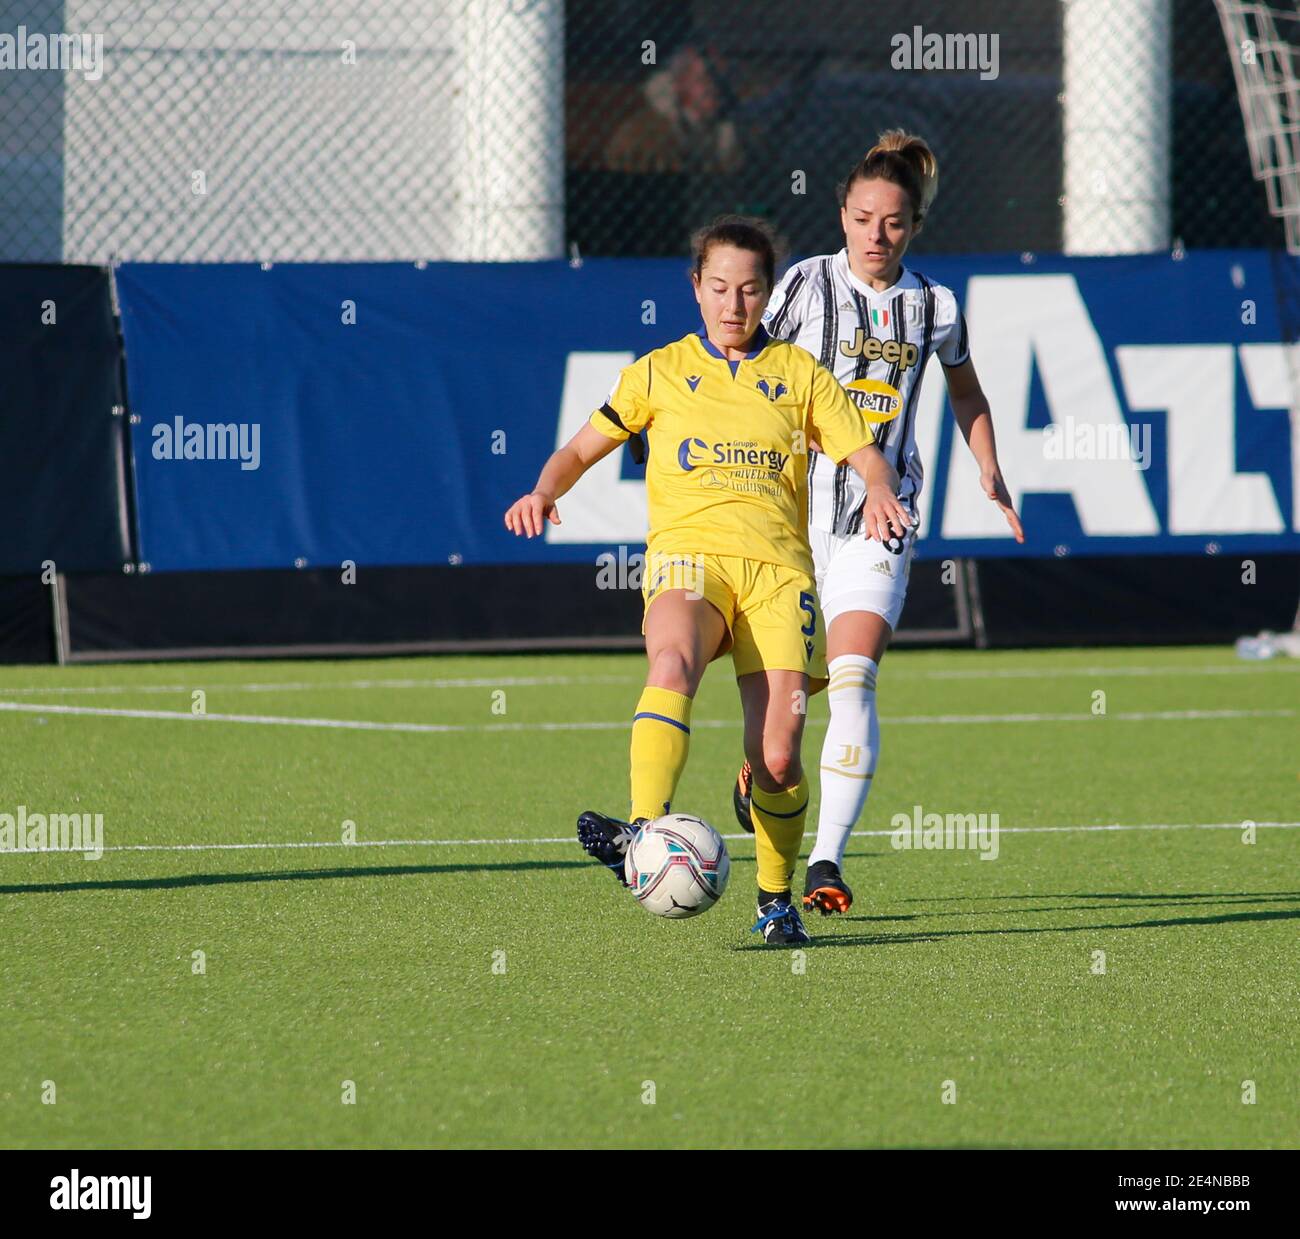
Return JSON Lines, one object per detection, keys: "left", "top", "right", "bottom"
{"left": 625, "top": 813, "right": 730, "bottom": 919}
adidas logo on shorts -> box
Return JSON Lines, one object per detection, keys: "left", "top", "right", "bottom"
{"left": 870, "top": 559, "right": 894, "bottom": 578}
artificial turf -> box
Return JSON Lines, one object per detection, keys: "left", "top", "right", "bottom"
{"left": 1, "top": 646, "right": 1296, "bottom": 1148}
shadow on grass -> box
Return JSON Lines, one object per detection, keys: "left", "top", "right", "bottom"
{"left": 0, "top": 859, "right": 592, "bottom": 896}
{"left": 783, "top": 905, "right": 1300, "bottom": 949}
{"left": 903, "top": 890, "right": 1300, "bottom": 903}
{"left": 0, "top": 846, "right": 888, "bottom": 899}
{"left": 865, "top": 890, "right": 1300, "bottom": 922}
{"left": 733, "top": 891, "right": 1300, "bottom": 949}
{"left": 728, "top": 849, "right": 885, "bottom": 868}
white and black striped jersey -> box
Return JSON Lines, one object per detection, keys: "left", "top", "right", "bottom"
{"left": 761, "top": 249, "right": 969, "bottom": 536}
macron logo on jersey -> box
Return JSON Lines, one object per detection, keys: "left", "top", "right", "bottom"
{"left": 685, "top": 374, "right": 701, "bottom": 392}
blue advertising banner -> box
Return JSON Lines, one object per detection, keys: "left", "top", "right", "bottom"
{"left": 115, "top": 251, "right": 1298, "bottom": 572}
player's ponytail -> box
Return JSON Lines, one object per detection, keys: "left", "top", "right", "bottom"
{"left": 837, "top": 130, "right": 939, "bottom": 224}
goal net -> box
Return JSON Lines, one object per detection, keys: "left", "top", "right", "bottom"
{"left": 1216, "top": 2, "right": 1300, "bottom": 253}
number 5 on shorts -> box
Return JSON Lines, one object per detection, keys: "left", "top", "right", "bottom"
{"left": 798, "top": 590, "right": 817, "bottom": 637}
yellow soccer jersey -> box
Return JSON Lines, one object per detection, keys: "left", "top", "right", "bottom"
{"left": 589, "top": 327, "right": 874, "bottom": 576}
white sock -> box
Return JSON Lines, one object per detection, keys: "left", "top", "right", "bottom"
{"left": 809, "top": 654, "right": 879, "bottom": 868}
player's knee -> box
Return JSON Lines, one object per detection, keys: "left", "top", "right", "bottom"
{"left": 647, "top": 647, "right": 701, "bottom": 695}
{"left": 754, "top": 746, "right": 801, "bottom": 791}
{"left": 828, "top": 690, "right": 871, "bottom": 727}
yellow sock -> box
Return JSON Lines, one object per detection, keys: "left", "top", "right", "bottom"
{"left": 629, "top": 686, "right": 693, "bottom": 821}
{"left": 750, "top": 777, "right": 809, "bottom": 894}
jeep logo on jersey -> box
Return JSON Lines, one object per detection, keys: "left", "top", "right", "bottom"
{"left": 755, "top": 377, "right": 787, "bottom": 401}
{"left": 676, "top": 438, "right": 790, "bottom": 473}
{"left": 843, "top": 378, "right": 904, "bottom": 423}
{"left": 839, "top": 330, "right": 920, "bottom": 370}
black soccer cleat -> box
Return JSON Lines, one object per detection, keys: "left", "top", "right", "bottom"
{"left": 733, "top": 760, "right": 755, "bottom": 833}
{"left": 803, "top": 859, "right": 854, "bottom": 916}
{"left": 576, "top": 810, "right": 645, "bottom": 887}
{"left": 750, "top": 892, "right": 811, "bottom": 946}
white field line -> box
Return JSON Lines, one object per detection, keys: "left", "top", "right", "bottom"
{"left": 912, "top": 662, "right": 1300, "bottom": 679}
{"left": 0, "top": 674, "right": 634, "bottom": 697}
{"left": 0, "top": 700, "right": 1292, "bottom": 733}
{"left": 0, "top": 662, "right": 1296, "bottom": 697}
{"left": 2, "top": 821, "right": 1297, "bottom": 857}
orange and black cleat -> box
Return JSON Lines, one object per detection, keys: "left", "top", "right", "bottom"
{"left": 733, "top": 761, "right": 754, "bottom": 833}
{"left": 803, "top": 859, "right": 854, "bottom": 916}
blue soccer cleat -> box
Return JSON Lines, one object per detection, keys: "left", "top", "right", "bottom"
{"left": 750, "top": 891, "right": 811, "bottom": 946}
{"left": 576, "top": 810, "right": 646, "bottom": 887}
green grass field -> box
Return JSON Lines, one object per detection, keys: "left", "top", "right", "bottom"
{"left": 0, "top": 646, "right": 1296, "bottom": 1149}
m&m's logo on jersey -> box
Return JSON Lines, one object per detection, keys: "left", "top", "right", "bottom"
{"left": 843, "top": 378, "right": 903, "bottom": 424}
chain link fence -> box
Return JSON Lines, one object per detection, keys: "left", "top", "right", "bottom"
{"left": 0, "top": 0, "right": 1284, "bottom": 264}
{"left": 0, "top": 0, "right": 562, "bottom": 262}
{"left": 569, "top": 0, "right": 1283, "bottom": 259}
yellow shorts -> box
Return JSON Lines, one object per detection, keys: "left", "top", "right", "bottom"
{"left": 641, "top": 552, "right": 827, "bottom": 680}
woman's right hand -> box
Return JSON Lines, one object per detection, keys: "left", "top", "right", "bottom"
{"left": 504, "top": 491, "right": 560, "bottom": 538}
{"left": 861, "top": 488, "right": 912, "bottom": 544}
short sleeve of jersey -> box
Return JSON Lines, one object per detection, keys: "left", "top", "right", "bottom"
{"left": 935, "top": 287, "right": 971, "bottom": 368}
{"left": 807, "top": 357, "right": 875, "bottom": 463}
{"left": 760, "top": 261, "right": 812, "bottom": 341}
{"left": 589, "top": 354, "right": 654, "bottom": 441}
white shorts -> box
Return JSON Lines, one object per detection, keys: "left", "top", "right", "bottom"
{"left": 811, "top": 524, "right": 916, "bottom": 632}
